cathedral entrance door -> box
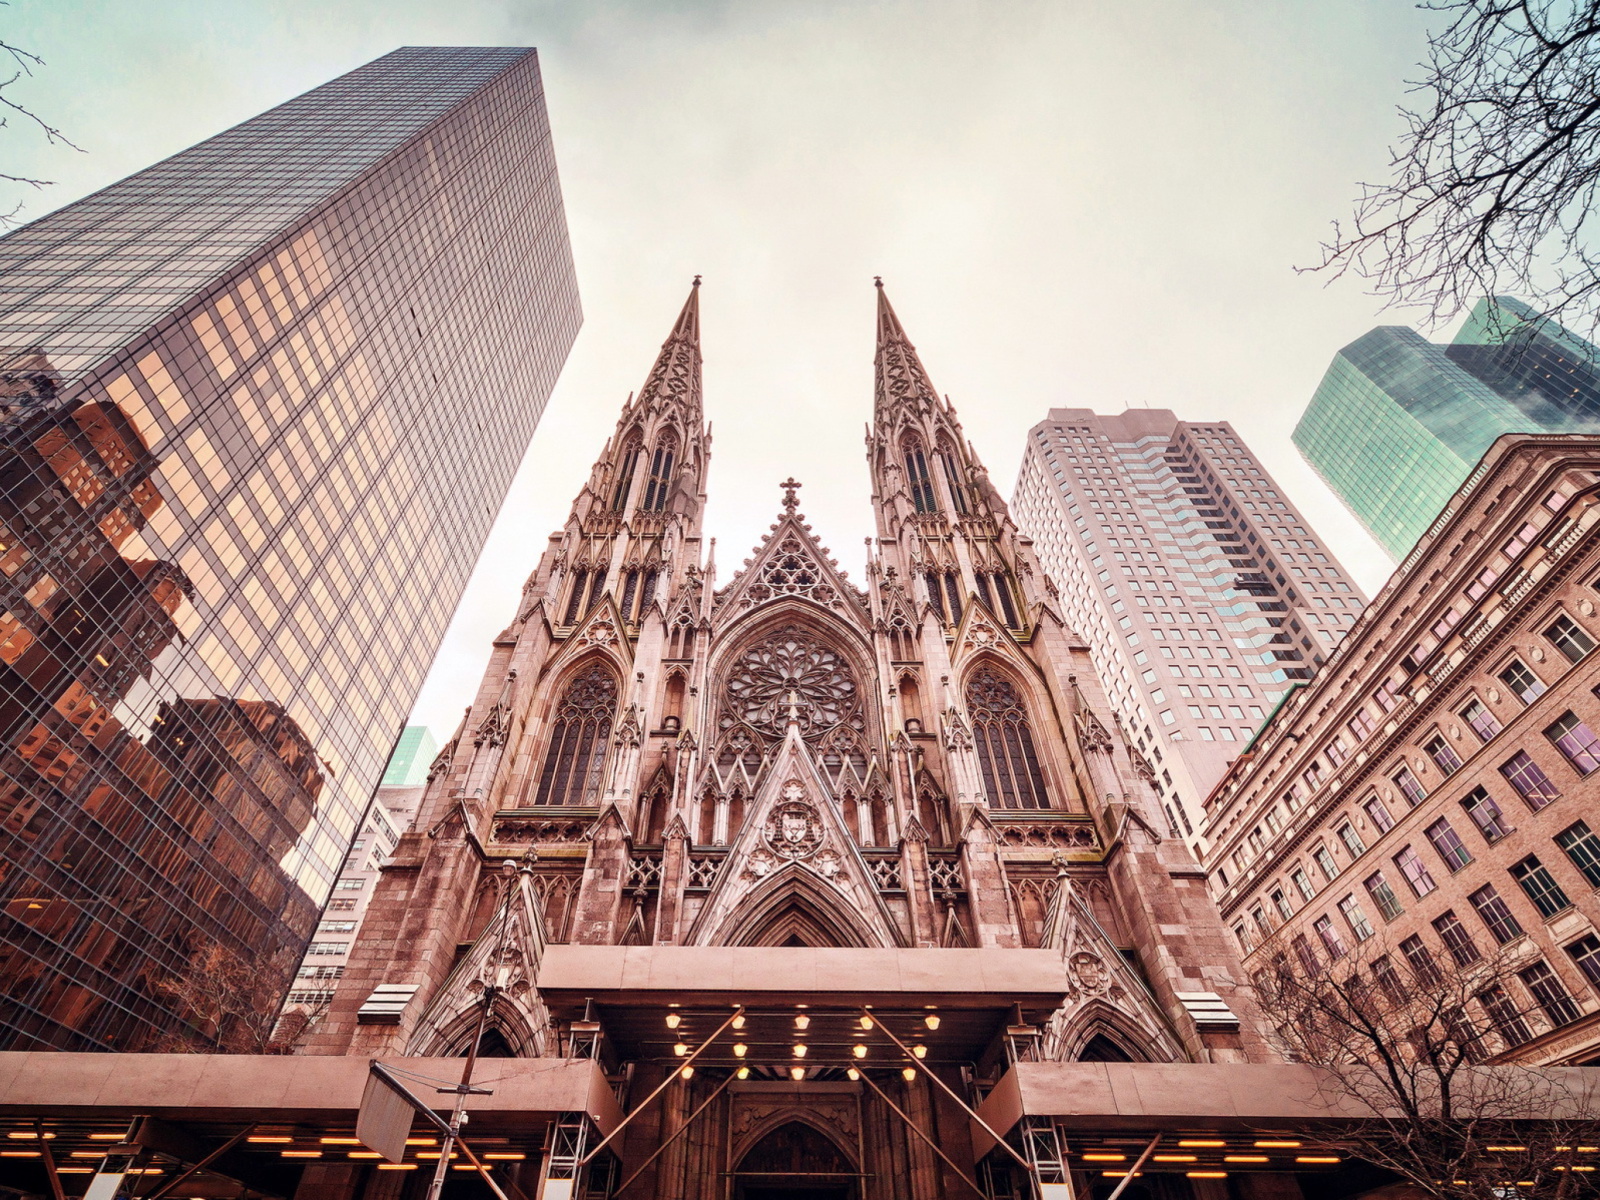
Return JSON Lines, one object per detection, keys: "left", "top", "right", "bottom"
{"left": 733, "top": 1121, "right": 858, "bottom": 1200}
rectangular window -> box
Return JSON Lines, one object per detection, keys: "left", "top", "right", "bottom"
{"left": 1363, "top": 795, "right": 1395, "bottom": 833}
{"left": 1394, "top": 846, "right": 1437, "bottom": 896}
{"left": 1544, "top": 614, "right": 1596, "bottom": 664}
{"left": 1338, "top": 895, "right": 1375, "bottom": 941}
{"left": 1468, "top": 884, "right": 1524, "bottom": 944}
{"left": 1392, "top": 767, "right": 1426, "bottom": 808}
{"left": 1313, "top": 914, "right": 1348, "bottom": 960}
{"left": 1424, "top": 734, "right": 1463, "bottom": 776}
{"left": 1337, "top": 822, "right": 1366, "bottom": 857}
{"left": 335, "top": 878, "right": 365, "bottom": 891}
{"left": 1511, "top": 855, "right": 1572, "bottom": 918}
{"left": 1460, "top": 787, "right": 1511, "bottom": 843}
{"left": 1545, "top": 711, "right": 1600, "bottom": 774}
{"left": 306, "top": 941, "right": 349, "bottom": 956}
{"left": 1477, "top": 985, "right": 1532, "bottom": 1047}
{"left": 1519, "top": 961, "right": 1581, "bottom": 1027}
{"left": 1555, "top": 820, "right": 1600, "bottom": 887}
{"left": 1371, "top": 955, "right": 1405, "bottom": 1003}
{"left": 1426, "top": 817, "right": 1473, "bottom": 871}
{"left": 1270, "top": 888, "right": 1293, "bottom": 922}
{"left": 1400, "top": 934, "right": 1441, "bottom": 985}
{"left": 1251, "top": 905, "right": 1273, "bottom": 936}
{"left": 1432, "top": 911, "right": 1482, "bottom": 966}
{"left": 1313, "top": 845, "right": 1341, "bottom": 882}
{"left": 319, "top": 920, "right": 357, "bottom": 933}
{"left": 1500, "top": 750, "right": 1561, "bottom": 809}
{"left": 1291, "top": 933, "right": 1319, "bottom": 975}
{"left": 1364, "top": 871, "right": 1404, "bottom": 921}
{"left": 1291, "top": 868, "right": 1316, "bottom": 902}
{"left": 1460, "top": 699, "right": 1502, "bottom": 743}
{"left": 1500, "top": 659, "right": 1547, "bottom": 705}
{"left": 1566, "top": 935, "right": 1600, "bottom": 988}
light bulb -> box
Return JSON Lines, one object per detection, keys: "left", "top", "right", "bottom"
{"left": 736, "top": 1066, "right": 750, "bottom": 1079}
{"left": 731, "top": 1014, "right": 746, "bottom": 1029}
{"left": 859, "top": 1015, "right": 874, "bottom": 1030}
{"left": 665, "top": 1013, "right": 680, "bottom": 1029}
{"left": 912, "top": 1045, "right": 927, "bottom": 1059}
{"left": 852, "top": 1044, "right": 867, "bottom": 1059}
{"left": 680, "top": 1066, "right": 694, "bottom": 1080}
{"left": 733, "top": 1043, "right": 747, "bottom": 1058}
{"left": 673, "top": 1043, "right": 688, "bottom": 1057}
{"left": 790, "top": 1066, "right": 806, "bottom": 1081}
{"left": 794, "top": 1014, "right": 810, "bottom": 1030}
{"left": 792, "top": 1043, "right": 807, "bottom": 1058}
{"left": 847, "top": 1068, "right": 860, "bottom": 1081}
{"left": 924, "top": 1013, "right": 940, "bottom": 1030}
{"left": 901, "top": 1067, "right": 917, "bottom": 1081}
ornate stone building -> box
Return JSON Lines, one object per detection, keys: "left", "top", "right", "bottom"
{"left": 305, "top": 282, "right": 1276, "bottom": 1198}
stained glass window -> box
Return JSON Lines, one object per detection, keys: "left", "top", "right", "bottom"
{"left": 966, "top": 668, "right": 1050, "bottom": 809}
{"left": 534, "top": 665, "right": 618, "bottom": 806}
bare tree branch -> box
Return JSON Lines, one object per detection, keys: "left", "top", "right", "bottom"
{"left": 0, "top": 9, "right": 80, "bottom": 224}
{"left": 1256, "top": 934, "right": 1600, "bottom": 1200}
{"left": 1305, "top": 0, "right": 1600, "bottom": 343}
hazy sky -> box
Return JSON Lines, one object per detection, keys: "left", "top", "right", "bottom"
{"left": 6, "top": 0, "right": 1437, "bottom": 744}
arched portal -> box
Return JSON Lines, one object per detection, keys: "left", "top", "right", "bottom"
{"left": 735, "top": 1120, "right": 857, "bottom": 1199}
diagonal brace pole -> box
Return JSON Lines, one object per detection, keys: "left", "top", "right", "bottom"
{"left": 612, "top": 1070, "right": 738, "bottom": 1197}
{"left": 579, "top": 1006, "right": 745, "bottom": 1167}
{"left": 860, "top": 1007, "right": 1036, "bottom": 1175}
{"left": 854, "top": 1069, "right": 989, "bottom": 1200}
{"left": 1103, "top": 1134, "right": 1161, "bottom": 1200}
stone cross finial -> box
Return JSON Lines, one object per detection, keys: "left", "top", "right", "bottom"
{"left": 780, "top": 477, "right": 802, "bottom": 512}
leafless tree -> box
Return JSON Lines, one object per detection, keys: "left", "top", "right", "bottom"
{"left": 1259, "top": 934, "right": 1600, "bottom": 1200}
{"left": 1307, "top": 1, "right": 1600, "bottom": 343}
{"left": 150, "top": 941, "right": 301, "bottom": 1054}
{"left": 0, "top": 6, "right": 78, "bottom": 225}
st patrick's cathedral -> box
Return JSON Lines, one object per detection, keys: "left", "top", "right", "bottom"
{"left": 306, "top": 283, "right": 1281, "bottom": 1200}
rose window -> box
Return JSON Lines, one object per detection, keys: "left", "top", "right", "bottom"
{"left": 722, "top": 625, "right": 860, "bottom": 740}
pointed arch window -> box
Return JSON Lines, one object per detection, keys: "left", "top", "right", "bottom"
{"left": 562, "top": 570, "right": 588, "bottom": 625}
{"left": 943, "top": 572, "right": 964, "bottom": 625}
{"left": 926, "top": 572, "right": 946, "bottom": 622}
{"left": 620, "top": 567, "right": 660, "bottom": 624}
{"left": 534, "top": 665, "right": 618, "bottom": 806}
{"left": 611, "top": 440, "right": 642, "bottom": 511}
{"left": 938, "top": 447, "right": 969, "bottom": 514}
{"left": 966, "top": 668, "right": 1050, "bottom": 809}
{"left": 640, "top": 438, "right": 676, "bottom": 512}
{"left": 904, "top": 442, "right": 938, "bottom": 513}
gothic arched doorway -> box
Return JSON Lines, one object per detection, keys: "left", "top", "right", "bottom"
{"left": 734, "top": 1120, "right": 857, "bottom": 1200}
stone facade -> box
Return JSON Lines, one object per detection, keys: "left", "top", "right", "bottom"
{"left": 304, "top": 283, "right": 1276, "bottom": 1197}
{"left": 1204, "top": 434, "right": 1600, "bottom": 1067}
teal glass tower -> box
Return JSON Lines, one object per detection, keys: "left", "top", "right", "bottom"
{"left": 1293, "top": 298, "right": 1600, "bottom": 559}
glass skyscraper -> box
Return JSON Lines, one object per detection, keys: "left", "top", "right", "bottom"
{"left": 0, "top": 47, "right": 580, "bottom": 1050}
{"left": 1293, "top": 297, "right": 1600, "bottom": 559}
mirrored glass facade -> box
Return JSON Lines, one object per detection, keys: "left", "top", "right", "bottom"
{"left": 0, "top": 47, "right": 580, "bottom": 1050}
{"left": 1293, "top": 298, "right": 1600, "bottom": 559}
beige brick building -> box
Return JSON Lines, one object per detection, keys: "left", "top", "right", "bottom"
{"left": 1203, "top": 434, "right": 1600, "bottom": 1066}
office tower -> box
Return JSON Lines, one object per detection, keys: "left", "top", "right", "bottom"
{"left": 291, "top": 284, "right": 1274, "bottom": 1199}
{"left": 1295, "top": 296, "right": 1600, "bottom": 559}
{"left": 1010, "top": 409, "right": 1368, "bottom": 851}
{"left": 379, "top": 725, "right": 438, "bottom": 787}
{"left": 0, "top": 47, "right": 580, "bottom": 1051}
{"left": 1206, "top": 433, "right": 1600, "bottom": 1066}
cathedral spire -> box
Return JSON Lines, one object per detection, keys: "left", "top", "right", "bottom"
{"left": 873, "top": 278, "right": 939, "bottom": 422}
{"left": 629, "top": 277, "right": 703, "bottom": 423}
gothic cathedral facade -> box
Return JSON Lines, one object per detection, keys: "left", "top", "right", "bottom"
{"left": 307, "top": 282, "right": 1276, "bottom": 1198}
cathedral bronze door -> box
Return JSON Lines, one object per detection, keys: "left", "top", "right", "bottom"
{"left": 733, "top": 1120, "right": 857, "bottom": 1200}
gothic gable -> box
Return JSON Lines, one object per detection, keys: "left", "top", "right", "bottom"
{"left": 713, "top": 507, "right": 868, "bottom": 625}
{"left": 404, "top": 861, "right": 553, "bottom": 1058}
{"left": 1040, "top": 871, "right": 1184, "bottom": 1063}
{"left": 687, "top": 722, "right": 906, "bottom": 947}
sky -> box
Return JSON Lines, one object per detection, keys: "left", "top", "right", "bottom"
{"left": 4, "top": 0, "right": 1440, "bottom": 745}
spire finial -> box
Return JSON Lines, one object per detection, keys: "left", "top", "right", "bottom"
{"left": 780, "top": 477, "right": 802, "bottom": 512}
{"left": 693, "top": 274, "right": 702, "bottom": 287}
{"left": 874, "top": 276, "right": 883, "bottom": 289}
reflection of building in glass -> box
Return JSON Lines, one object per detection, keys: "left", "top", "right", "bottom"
{"left": 0, "top": 45, "right": 579, "bottom": 1050}
{"left": 1294, "top": 297, "right": 1600, "bottom": 559}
